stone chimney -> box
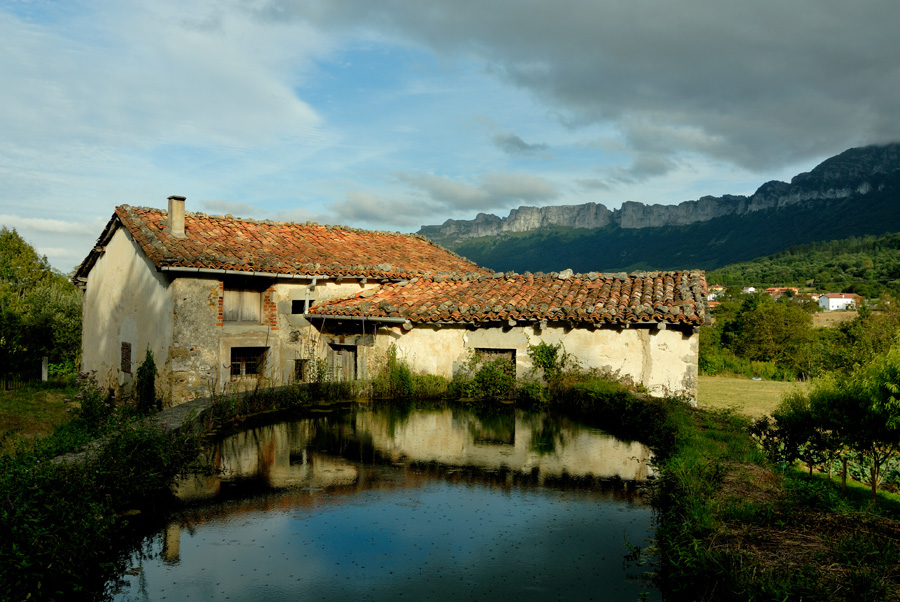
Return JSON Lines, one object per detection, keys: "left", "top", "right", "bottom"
{"left": 166, "top": 195, "right": 187, "bottom": 238}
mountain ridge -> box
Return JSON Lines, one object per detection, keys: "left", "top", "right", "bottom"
{"left": 419, "top": 143, "right": 900, "bottom": 246}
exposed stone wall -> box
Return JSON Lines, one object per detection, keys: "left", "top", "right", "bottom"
{"left": 165, "top": 277, "right": 382, "bottom": 402}
{"left": 167, "top": 277, "right": 221, "bottom": 402}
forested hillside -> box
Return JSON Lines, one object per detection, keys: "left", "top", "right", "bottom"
{"left": 451, "top": 183, "right": 900, "bottom": 273}
{"left": 708, "top": 232, "right": 900, "bottom": 298}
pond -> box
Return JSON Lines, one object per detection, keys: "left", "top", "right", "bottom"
{"left": 111, "top": 403, "right": 660, "bottom": 601}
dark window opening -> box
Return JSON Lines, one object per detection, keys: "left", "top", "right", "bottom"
{"left": 291, "top": 299, "right": 305, "bottom": 315}
{"left": 294, "top": 358, "right": 310, "bottom": 382}
{"left": 121, "top": 342, "right": 132, "bottom": 374}
{"left": 475, "top": 348, "right": 516, "bottom": 366}
{"left": 230, "top": 346, "right": 267, "bottom": 379}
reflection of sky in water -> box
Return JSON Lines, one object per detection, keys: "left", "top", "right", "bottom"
{"left": 115, "top": 483, "right": 657, "bottom": 601}
{"left": 113, "top": 406, "right": 659, "bottom": 601}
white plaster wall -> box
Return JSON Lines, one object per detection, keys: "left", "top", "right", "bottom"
{"left": 81, "top": 228, "right": 173, "bottom": 394}
{"left": 371, "top": 326, "right": 468, "bottom": 377}
{"left": 378, "top": 322, "right": 698, "bottom": 399}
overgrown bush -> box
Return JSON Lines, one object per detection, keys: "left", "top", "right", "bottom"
{"left": 135, "top": 348, "right": 160, "bottom": 414}
{"left": 0, "top": 374, "right": 201, "bottom": 601}
{"left": 74, "top": 371, "right": 116, "bottom": 432}
{"left": 473, "top": 357, "right": 516, "bottom": 399}
{"left": 372, "top": 345, "right": 414, "bottom": 398}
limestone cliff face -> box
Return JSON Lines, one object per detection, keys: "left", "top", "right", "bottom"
{"left": 419, "top": 143, "right": 900, "bottom": 244}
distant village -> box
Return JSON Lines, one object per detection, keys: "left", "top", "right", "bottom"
{"left": 707, "top": 285, "right": 864, "bottom": 312}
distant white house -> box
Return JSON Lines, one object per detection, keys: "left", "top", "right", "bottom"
{"left": 707, "top": 285, "right": 726, "bottom": 301}
{"left": 818, "top": 293, "right": 862, "bottom": 311}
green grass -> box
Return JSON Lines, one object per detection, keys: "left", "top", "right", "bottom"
{"left": 697, "top": 375, "right": 807, "bottom": 418}
{"left": 655, "top": 404, "right": 900, "bottom": 601}
{"left": 0, "top": 383, "right": 77, "bottom": 450}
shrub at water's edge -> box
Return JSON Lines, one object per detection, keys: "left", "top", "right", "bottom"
{"left": 0, "top": 376, "right": 202, "bottom": 601}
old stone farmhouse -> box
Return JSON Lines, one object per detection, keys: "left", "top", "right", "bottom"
{"left": 75, "top": 197, "right": 709, "bottom": 404}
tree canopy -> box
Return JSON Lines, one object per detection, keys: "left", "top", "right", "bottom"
{"left": 0, "top": 227, "right": 81, "bottom": 377}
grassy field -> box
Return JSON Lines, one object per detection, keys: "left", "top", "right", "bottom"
{"left": 697, "top": 374, "right": 807, "bottom": 418}
{"left": 0, "top": 385, "right": 76, "bottom": 448}
{"left": 812, "top": 310, "right": 858, "bottom": 328}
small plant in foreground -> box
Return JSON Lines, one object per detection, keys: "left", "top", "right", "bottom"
{"left": 135, "top": 347, "right": 160, "bottom": 414}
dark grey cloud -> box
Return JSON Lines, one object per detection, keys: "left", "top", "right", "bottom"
{"left": 255, "top": 0, "right": 900, "bottom": 172}
{"left": 492, "top": 132, "right": 550, "bottom": 157}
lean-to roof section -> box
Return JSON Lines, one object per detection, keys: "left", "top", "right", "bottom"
{"left": 308, "top": 270, "right": 709, "bottom": 327}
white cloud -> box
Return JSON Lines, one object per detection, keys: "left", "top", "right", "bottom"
{"left": 480, "top": 172, "right": 556, "bottom": 203}
{"left": 259, "top": 0, "right": 900, "bottom": 170}
{"left": 395, "top": 173, "right": 489, "bottom": 209}
{"left": 329, "top": 190, "right": 434, "bottom": 227}
{"left": 0, "top": 2, "right": 326, "bottom": 155}
{"left": 491, "top": 132, "right": 550, "bottom": 157}
{"left": 201, "top": 200, "right": 265, "bottom": 217}
{"left": 0, "top": 214, "right": 100, "bottom": 236}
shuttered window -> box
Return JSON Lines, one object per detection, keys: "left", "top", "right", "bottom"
{"left": 327, "top": 344, "right": 357, "bottom": 382}
{"left": 224, "top": 289, "right": 261, "bottom": 323}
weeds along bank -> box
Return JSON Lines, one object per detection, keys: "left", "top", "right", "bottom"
{"left": 653, "top": 405, "right": 900, "bottom": 602}
{"left": 0, "top": 373, "right": 201, "bottom": 602}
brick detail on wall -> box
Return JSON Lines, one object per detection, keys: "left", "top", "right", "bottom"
{"left": 216, "top": 281, "right": 224, "bottom": 327}
{"left": 263, "top": 285, "right": 278, "bottom": 330}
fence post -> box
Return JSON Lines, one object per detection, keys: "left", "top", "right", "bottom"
{"left": 42, "top": 357, "right": 49, "bottom": 382}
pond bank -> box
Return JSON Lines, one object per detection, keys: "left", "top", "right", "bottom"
{"left": 653, "top": 406, "right": 900, "bottom": 601}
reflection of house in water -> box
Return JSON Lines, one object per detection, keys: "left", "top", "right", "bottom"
{"left": 173, "top": 422, "right": 359, "bottom": 502}
{"left": 355, "top": 409, "right": 654, "bottom": 482}
{"left": 175, "top": 407, "right": 653, "bottom": 503}
{"left": 165, "top": 407, "right": 652, "bottom": 562}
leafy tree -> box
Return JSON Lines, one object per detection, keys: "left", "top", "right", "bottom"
{"left": 0, "top": 227, "right": 55, "bottom": 309}
{"left": 0, "top": 227, "right": 81, "bottom": 377}
{"left": 20, "top": 282, "right": 82, "bottom": 364}
{"left": 809, "top": 346, "right": 900, "bottom": 503}
{"left": 724, "top": 296, "right": 813, "bottom": 369}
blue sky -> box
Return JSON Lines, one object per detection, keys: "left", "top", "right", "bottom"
{"left": 2, "top": 0, "right": 898, "bottom": 272}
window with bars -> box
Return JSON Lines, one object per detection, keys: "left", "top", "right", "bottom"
{"left": 230, "top": 346, "right": 267, "bottom": 379}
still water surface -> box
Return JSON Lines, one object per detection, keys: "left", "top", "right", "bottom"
{"left": 112, "top": 404, "right": 660, "bottom": 601}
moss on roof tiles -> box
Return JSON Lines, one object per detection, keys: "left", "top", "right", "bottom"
{"left": 108, "top": 205, "right": 488, "bottom": 279}
{"left": 309, "top": 270, "right": 708, "bottom": 327}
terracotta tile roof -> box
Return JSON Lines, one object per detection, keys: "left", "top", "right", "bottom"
{"left": 308, "top": 270, "right": 709, "bottom": 327}
{"left": 76, "top": 205, "right": 487, "bottom": 280}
